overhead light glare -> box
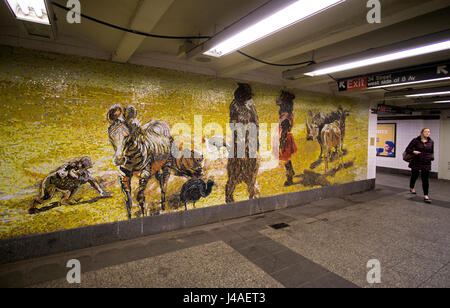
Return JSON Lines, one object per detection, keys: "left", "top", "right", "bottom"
{"left": 5, "top": 0, "right": 50, "bottom": 25}
{"left": 305, "top": 40, "right": 450, "bottom": 77}
{"left": 434, "top": 100, "right": 450, "bottom": 104}
{"left": 204, "top": 0, "right": 345, "bottom": 58}
{"left": 406, "top": 91, "right": 450, "bottom": 97}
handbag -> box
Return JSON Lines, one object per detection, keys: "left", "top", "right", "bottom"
{"left": 402, "top": 151, "right": 414, "bottom": 163}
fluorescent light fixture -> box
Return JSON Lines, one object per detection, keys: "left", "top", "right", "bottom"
{"left": 434, "top": 100, "right": 450, "bottom": 103}
{"left": 5, "top": 0, "right": 50, "bottom": 25}
{"left": 203, "top": 0, "right": 344, "bottom": 58}
{"left": 406, "top": 91, "right": 450, "bottom": 97}
{"left": 305, "top": 39, "right": 450, "bottom": 76}
{"left": 369, "top": 77, "right": 450, "bottom": 89}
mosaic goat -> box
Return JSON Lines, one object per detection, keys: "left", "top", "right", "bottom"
{"left": 321, "top": 120, "right": 344, "bottom": 173}
{"left": 306, "top": 106, "right": 349, "bottom": 169}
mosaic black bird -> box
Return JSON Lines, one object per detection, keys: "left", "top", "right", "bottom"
{"left": 180, "top": 178, "right": 217, "bottom": 211}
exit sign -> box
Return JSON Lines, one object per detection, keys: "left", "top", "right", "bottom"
{"left": 338, "top": 61, "right": 450, "bottom": 92}
{"left": 347, "top": 77, "right": 367, "bottom": 90}
{"left": 338, "top": 77, "right": 367, "bottom": 91}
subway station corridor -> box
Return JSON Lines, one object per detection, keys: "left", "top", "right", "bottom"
{"left": 1, "top": 172, "right": 449, "bottom": 288}
{"left": 1, "top": 0, "right": 450, "bottom": 293}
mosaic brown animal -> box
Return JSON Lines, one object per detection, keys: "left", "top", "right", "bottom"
{"left": 321, "top": 120, "right": 344, "bottom": 172}
{"left": 306, "top": 107, "right": 349, "bottom": 169}
{"left": 225, "top": 83, "right": 260, "bottom": 203}
{"left": 29, "top": 157, "right": 108, "bottom": 214}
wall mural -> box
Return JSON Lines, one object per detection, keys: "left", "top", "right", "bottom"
{"left": 0, "top": 46, "right": 369, "bottom": 239}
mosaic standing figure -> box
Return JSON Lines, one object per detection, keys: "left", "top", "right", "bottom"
{"left": 225, "top": 83, "right": 260, "bottom": 203}
{"left": 274, "top": 91, "right": 298, "bottom": 186}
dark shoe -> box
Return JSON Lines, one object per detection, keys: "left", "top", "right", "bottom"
{"left": 410, "top": 189, "right": 417, "bottom": 194}
{"left": 424, "top": 197, "right": 432, "bottom": 203}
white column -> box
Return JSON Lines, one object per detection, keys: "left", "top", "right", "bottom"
{"left": 367, "top": 101, "right": 378, "bottom": 179}
{"left": 438, "top": 110, "right": 450, "bottom": 180}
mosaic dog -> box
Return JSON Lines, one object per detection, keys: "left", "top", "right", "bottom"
{"left": 29, "top": 157, "right": 108, "bottom": 214}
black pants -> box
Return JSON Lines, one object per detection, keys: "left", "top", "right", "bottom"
{"left": 410, "top": 169, "right": 430, "bottom": 196}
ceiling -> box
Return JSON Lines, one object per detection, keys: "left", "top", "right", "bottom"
{"left": 1, "top": 0, "right": 450, "bottom": 111}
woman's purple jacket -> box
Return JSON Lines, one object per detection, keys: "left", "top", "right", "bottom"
{"left": 405, "top": 136, "right": 434, "bottom": 171}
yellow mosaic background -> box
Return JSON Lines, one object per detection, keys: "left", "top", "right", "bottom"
{"left": 0, "top": 46, "right": 369, "bottom": 239}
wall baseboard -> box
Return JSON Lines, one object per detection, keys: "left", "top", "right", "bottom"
{"left": 0, "top": 179, "right": 375, "bottom": 265}
{"left": 377, "top": 166, "right": 438, "bottom": 179}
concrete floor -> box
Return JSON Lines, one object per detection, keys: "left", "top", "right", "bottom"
{"left": 1, "top": 172, "right": 450, "bottom": 288}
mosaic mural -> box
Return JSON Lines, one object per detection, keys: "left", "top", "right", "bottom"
{"left": 0, "top": 46, "right": 369, "bottom": 239}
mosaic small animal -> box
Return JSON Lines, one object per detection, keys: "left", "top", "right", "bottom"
{"left": 29, "top": 156, "right": 109, "bottom": 214}
{"left": 180, "top": 178, "right": 217, "bottom": 211}
{"left": 169, "top": 147, "right": 204, "bottom": 178}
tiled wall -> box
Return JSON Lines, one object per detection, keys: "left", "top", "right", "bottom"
{"left": 0, "top": 46, "right": 370, "bottom": 240}
{"left": 438, "top": 111, "right": 450, "bottom": 180}
{"left": 376, "top": 119, "right": 440, "bottom": 172}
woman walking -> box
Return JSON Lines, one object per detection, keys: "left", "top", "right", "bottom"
{"left": 405, "top": 128, "right": 434, "bottom": 203}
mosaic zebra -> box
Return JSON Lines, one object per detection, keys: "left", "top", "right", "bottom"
{"left": 107, "top": 105, "right": 203, "bottom": 219}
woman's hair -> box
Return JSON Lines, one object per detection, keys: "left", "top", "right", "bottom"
{"left": 421, "top": 128, "right": 431, "bottom": 135}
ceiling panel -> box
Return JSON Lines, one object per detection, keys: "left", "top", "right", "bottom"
{"left": 0, "top": 0, "right": 448, "bottom": 104}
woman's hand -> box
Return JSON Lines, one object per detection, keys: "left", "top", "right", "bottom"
{"left": 413, "top": 151, "right": 421, "bottom": 155}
